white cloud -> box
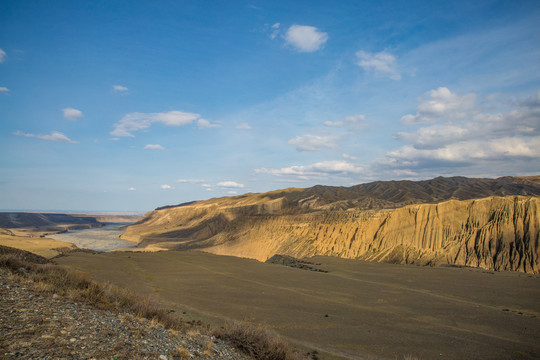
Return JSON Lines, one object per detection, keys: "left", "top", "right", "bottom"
{"left": 112, "top": 85, "right": 128, "bottom": 92}
{"left": 270, "top": 22, "right": 280, "bottom": 39}
{"left": 110, "top": 110, "right": 200, "bottom": 137}
{"left": 144, "top": 144, "right": 165, "bottom": 150}
{"left": 355, "top": 50, "right": 400, "bottom": 80}
{"left": 342, "top": 154, "right": 358, "bottom": 161}
{"left": 128, "top": 187, "right": 136, "bottom": 191}
{"left": 197, "top": 118, "right": 221, "bottom": 129}
{"left": 227, "top": 191, "right": 238, "bottom": 195}
{"left": 0, "top": 49, "right": 5, "bottom": 63}
{"left": 177, "top": 179, "right": 205, "bottom": 184}
{"left": 284, "top": 25, "right": 328, "bottom": 52}
{"left": 400, "top": 87, "right": 477, "bottom": 124}
{"left": 160, "top": 184, "right": 173, "bottom": 190}
{"left": 288, "top": 134, "right": 338, "bottom": 151}
{"left": 202, "top": 183, "right": 212, "bottom": 188}
{"left": 324, "top": 114, "right": 365, "bottom": 130}
{"left": 236, "top": 123, "right": 252, "bottom": 129}
{"left": 395, "top": 124, "right": 470, "bottom": 149}
{"left": 217, "top": 181, "right": 245, "bottom": 188}
{"left": 378, "top": 88, "right": 540, "bottom": 173}
{"left": 385, "top": 137, "right": 539, "bottom": 165}
{"left": 257, "top": 160, "right": 363, "bottom": 180}
{"left": 0, "top": 87, "right": 9, "bottom": 93}
{"left": 62, "top": 108, "right": 83, "bottom": 121}
{"left": 14, "top": 130, "right": 78, "bottom": 143}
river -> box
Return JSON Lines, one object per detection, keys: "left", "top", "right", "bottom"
{"left": 48, "top": 222, "right": 136, "bottom": 252}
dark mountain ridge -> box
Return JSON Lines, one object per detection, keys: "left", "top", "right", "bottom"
{"left": 160, "top": 175, "right": 540, "bottom": 212}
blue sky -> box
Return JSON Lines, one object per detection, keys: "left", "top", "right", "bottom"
{"left": 1, "top": 0, "right": 539, "bottom": 211}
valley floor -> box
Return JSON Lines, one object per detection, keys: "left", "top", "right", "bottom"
{"left": 56, "top": 251, "right": 540, "bottom": 360}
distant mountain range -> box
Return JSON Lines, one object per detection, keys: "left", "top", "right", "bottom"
{"left": 159, "top": 175, "right": 540, "bottom": 212}
{"left": 123, "top": 175, "right": 540, "bottom": 273}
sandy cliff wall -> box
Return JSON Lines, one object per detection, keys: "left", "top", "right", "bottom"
{"left": 204, "top": 196, "right": 539, "bottom": 273}
{"left": 123, "top": 196, "right": 539, "bottom": 273}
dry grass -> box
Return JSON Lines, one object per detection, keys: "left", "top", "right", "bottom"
{"left": 0, "top": 234, "right": 76, "bottom": 259}
{"left": 0, "top": 246, "right": 187, "bottom": 331}
{"left": 173, "top": 346, "right": 191, "bottom": 359}
{"left": 0, "top": 245, "right": 306, "bottom": 360}
{"left": 213, "top": 321, "right": 307, "bottom": 360}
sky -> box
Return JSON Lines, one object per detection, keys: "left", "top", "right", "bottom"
{"left": 1, "top": 0, "right": 539, "bottom": 212}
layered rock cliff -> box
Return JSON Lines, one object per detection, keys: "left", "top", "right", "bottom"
{"left": 122, "top": 176, "right": 540, "bottom": 273}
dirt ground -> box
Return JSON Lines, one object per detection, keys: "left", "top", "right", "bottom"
{"left": 56, "top": 251, "right": 540, "bottom": 360}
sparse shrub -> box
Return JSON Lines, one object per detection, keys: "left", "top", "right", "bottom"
{"left": 213, "top": 321, "right": 307, "bottom": 360}
{"left": 202, "top": 337, "right": 215, "bottom": 356}
{"left": 173, "top": 346, "right": 191, "bottom": 359}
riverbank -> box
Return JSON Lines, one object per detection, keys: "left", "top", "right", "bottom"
{"left": 47, "top": 223, "right": 137, "bottom": 252}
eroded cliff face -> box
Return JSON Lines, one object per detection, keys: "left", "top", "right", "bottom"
{"left": 123, "top": 196, "right": 540, "bottom": 273}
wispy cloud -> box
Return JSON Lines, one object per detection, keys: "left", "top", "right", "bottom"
{"left": 0, "top": 49, "right": 6, "bottom": 63}
{"left": 288, "top": 134, "right": 338, "bottom": 151}
{"left": 342, "top": 154, "right": 358, "bottom": 161}
{"left": 14, "top": 130, "right": 78, "bottom": 143}
{"left": 62, "top": 108, "right": 83, "bottom": 121}
{"left": 355, "top": 50, "right": 400, "bottom": 80}
{"left": 112, "top": 85, "right": 128, "bottom": 93}
{"left": 284, "top": 25, "right": 328, "bottom": 52}
{"left": 128, "top": 187, "right": 136, "bottom": 191}
{"left": 143, "top": 144, "right": 165, "bottom": 150}
{"left": 236, "top": 123, "right": 252, "bottom": 129}
{"left": 400, "top": 87, "right": 476, "bottom": 124}
{"left": 324, "top": 115, "right": 365, "bottom": 130}
{"left": 217, "top": 181, "right": 244, "bottom": 188}
{"left": 110, "top": 110, "right": 200, "bottom": 137}
{"left": 257, "top": 160, "right": 363, "bottom": 180}
{"left": 197, "top": 118, "right": 221, "bottom": 129}
{"left": 160, "top": 184, "right": 173, "bottom": 190}
{"left": 177, "top": 179, "right": 206, "bottom": 184}
{"left": 269, "top": 22, "right": 280, "bottom": 39}
{"left": 0, "top": 86, "right": 9, "bottom": 94}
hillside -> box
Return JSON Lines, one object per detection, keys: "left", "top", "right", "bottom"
{"left": 155, "top": 175, "right": 540, "bottom": 212}
{"left": 0, "top": 213, "right": 102, "bottom": 234}
{"left": 122, "top": 176, "right": 540, "bottom": 273}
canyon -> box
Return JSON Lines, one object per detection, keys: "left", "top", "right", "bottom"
{"left": 122, "top": 176, "right": 540, "bottom": 273}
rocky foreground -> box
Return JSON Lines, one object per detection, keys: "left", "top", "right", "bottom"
{"left": 0, "top": 269, "right": 248, "bottom": 360}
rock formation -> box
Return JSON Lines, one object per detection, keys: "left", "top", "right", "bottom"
{"left": 122, "top": 176, "right": 540, "bottom": 273}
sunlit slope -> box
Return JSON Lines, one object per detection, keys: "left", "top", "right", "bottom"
{"left": 122, "top": 176, "right": 540, "bottom": 273}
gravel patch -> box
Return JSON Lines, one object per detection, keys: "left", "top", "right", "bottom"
{"left": 0, "top": 269, "right": 249, "bottom": 360}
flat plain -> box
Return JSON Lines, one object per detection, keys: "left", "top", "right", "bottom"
{"left": 0, "top": 234, "right": 76, "bottom": 259}
{"left": 56, "top": 250, "right": 540, "bottom": 360}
